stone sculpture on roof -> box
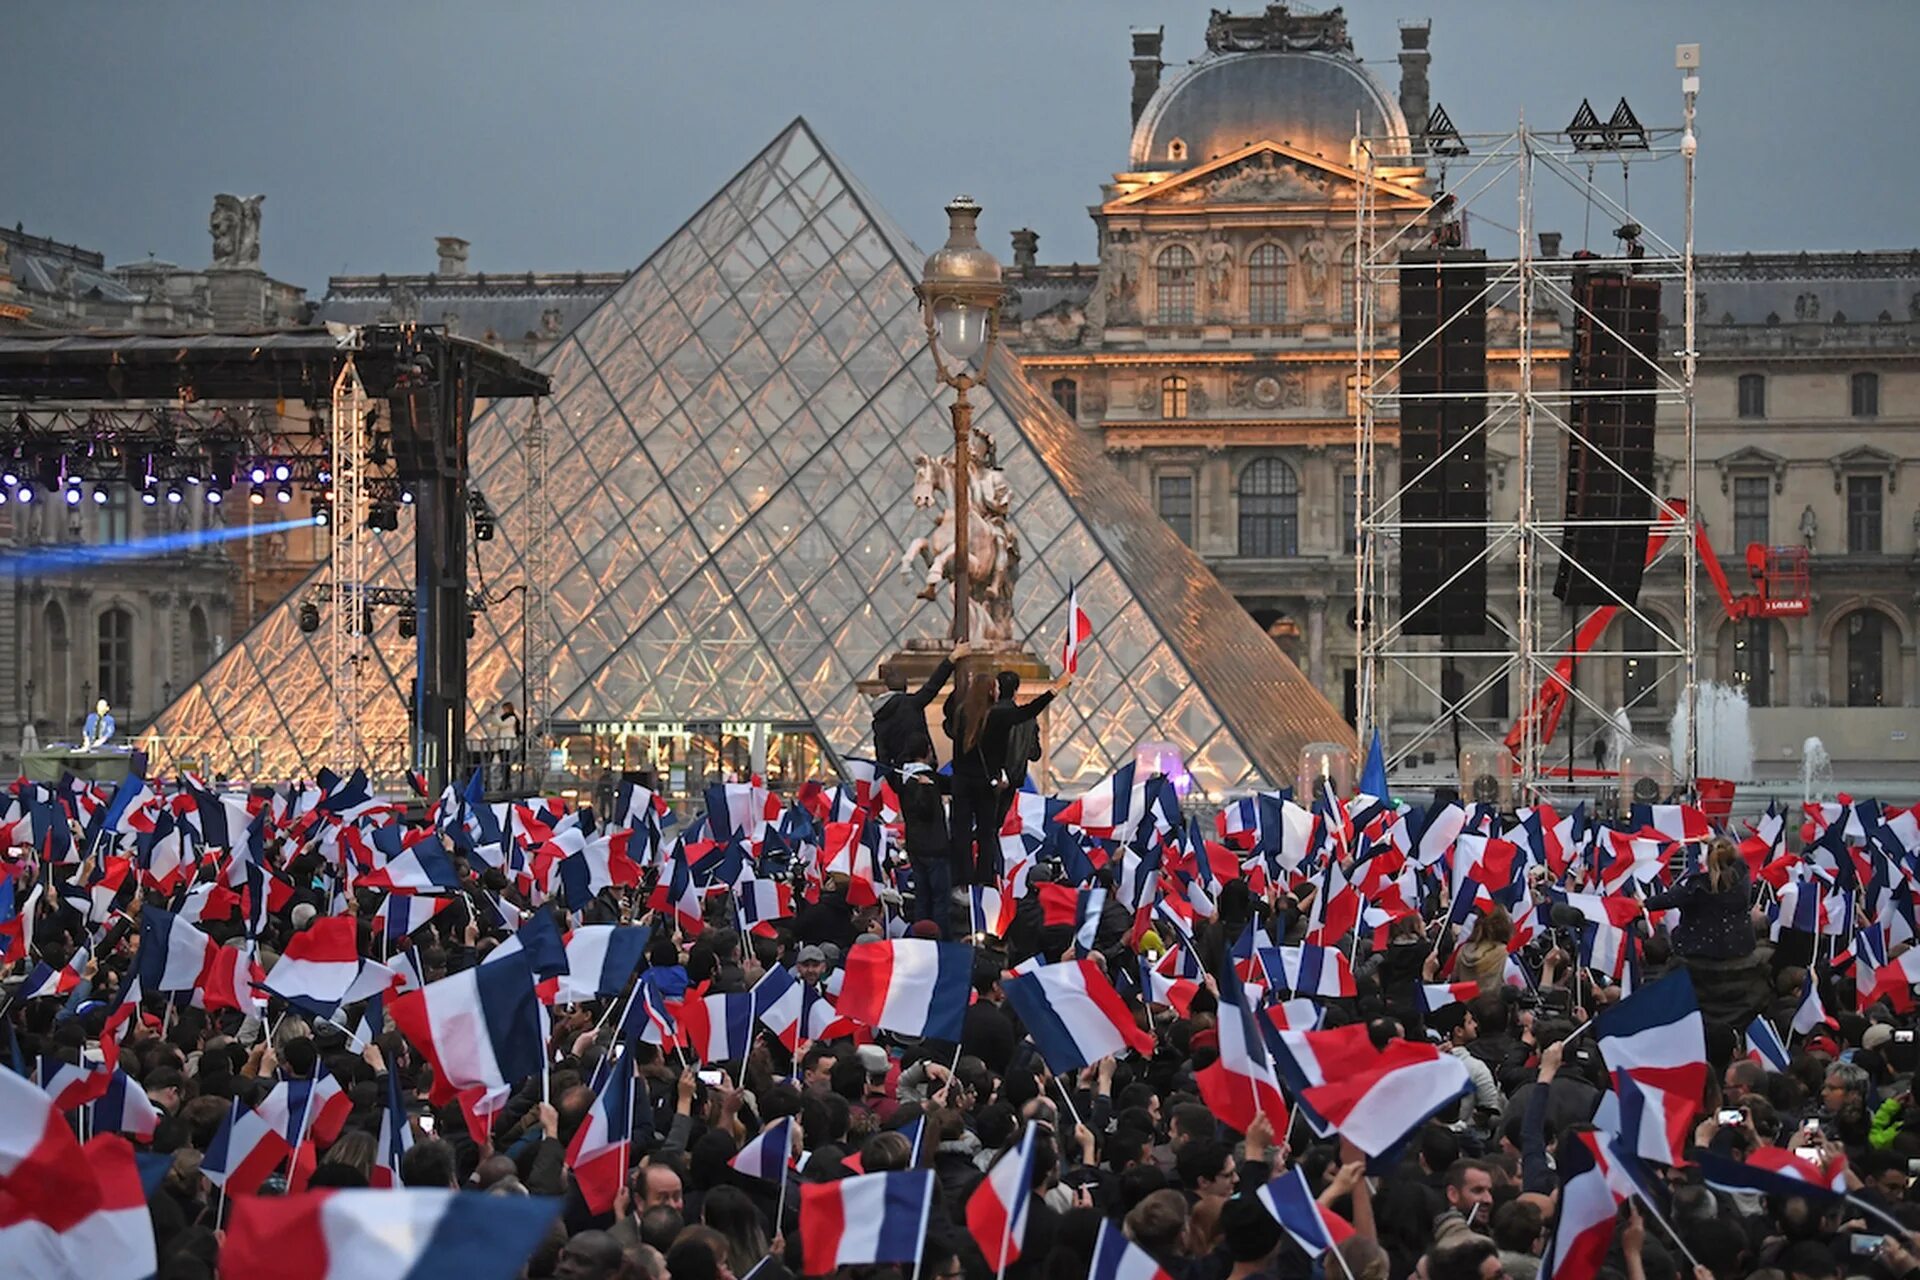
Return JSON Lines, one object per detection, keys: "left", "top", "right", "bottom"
{"left": 210, "top": 194, "right": 264, "bottom": 268}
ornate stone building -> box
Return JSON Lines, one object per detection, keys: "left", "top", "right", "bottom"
{"left": 0, "top": 204, "right": 309, "bottom": 763}
{"left": 1004, "top": 6, "right": 1920, "bottom": 789}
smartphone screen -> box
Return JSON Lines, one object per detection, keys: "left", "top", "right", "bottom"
{"left": 697, "top": 1070, "right": 724, "bottom": 1087}
{"left": 1851, "top": 1235, "right": 1884, "bottom": 1257}
{"left": 1716, "top": 1110, "right": 1742, "bottom": 1125}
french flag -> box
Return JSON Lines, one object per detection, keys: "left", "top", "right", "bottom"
{"left": 0, "top": 1073, "right": 157, "bottom": 1280}
{"left": 136, "top": 905, "right": 213, "bottom": 992}
{"left": 1058, "top": 582, "right": 1092, "bottom": 676}
{"left": 360, "top": 829, "right": 462, "bottom": 892}
{"left": 389, "top": 949, "right": 546, "bottom": 1104}
{"left": 1417, "top": 981, "right": 1484, "bottom": 1017}
{"left": 675, "top": 991, "right": 759, "bottom": 1064}
{"left": 1256, "top": 945, "right": 1357, "bottom": 999}
{"left": 1037, "top": 882, "right": 1107, "bottom": 950}
{"left": 752, "top": 967, "right": 846, "bottom": 1051}
{"left": 90, "top": 1070, "right": 161, "bottom": 1142}
{"left": 1257, "top": 1168, "right": 1354, "bottom": 1257}
{"left": 1054, "top": 762, "right": 1141, "bottom": 839}
{"left": 729, "top": 1116, "right": 793, "bottom": 1182}
{"left": 1595, "top": 970, "right": 1707, "bottom": 1106}
{"left": 264, "top": 918, "right": 397, "bottom": 1018}
{"left": 371, "top": 1068, "right": 414, "bottom": 1188}
{"left": 545, "top": 925, "right": 650, "bottom": 1005}
{"left": 485, "top": 909, "right": 572, "bottom": 982}
{"left": 1540, "top": 1132, "right": 1623, "bottom": 1280}
{"left": 799, "top": 1170, "right": 934, "bottom": 1275}
{"left": 1632, "top": 803, "right": 1714, "bottom": 845}
{"left": 1196, "top": 960, "right": 1289, "bottom": 1138}
{"left": 838, "top": 939, "right": 974, "bottom": 1042}
{"left": 971, "top": 886, "right": 1017, "bottom": 937}
{"left": 219, "top": 1188, "right": 562, "bottom": 1280}
{"left": 36, "top": 1055, "right": 113, "bottom": 1111}
{"left": 1747, "top": 1017, "right": 1791, "bottom": 1072}
{"left": 1862, "top": 948, "right": 1920, "bottom": 1014}
{"left": 967, "top": 1123, "right": 1039, "bottom": 1271}
{"left": 565, "top": 1041, "right": 634, "bottom": 1214}
{"left": 203, "top": 1094, "right": 292, "bottom": 1194}
{"left": 17, "top": 944, "right": 88, "bottom": 1001}
{"left": 1001, "top": 959, "right": 1154, "bottom": 1072}
{"left": 735, "top": 874, "right": 793, "bottom": 936}
{"left": 1090, "top": 1219, "right": 1180, "bottom": 1280}
{"left": 373, "top": 893, "right": 455, "bottom": 943}
{"left": 1697, "top": 1148, "right": 1843, "bottom": 1203}
{"left": 1300, "top": 1054, "right": 1472, "bottom": 1159}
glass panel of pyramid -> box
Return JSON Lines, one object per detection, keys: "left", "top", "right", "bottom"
{"left": 149, "top": 119, "right": 1349, "bottom": 797}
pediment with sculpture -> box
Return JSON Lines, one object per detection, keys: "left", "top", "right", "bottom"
{"left": 1160, "top": 150, "right": 1338, "bottom": 205}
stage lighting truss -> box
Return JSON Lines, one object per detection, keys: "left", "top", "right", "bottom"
{"left": 1351, "top": 65, "right": 1701, "bottom": 807}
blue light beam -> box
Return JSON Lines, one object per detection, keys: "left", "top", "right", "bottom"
{"left": 0, "top": 514, "right": 323, "bottom": 575}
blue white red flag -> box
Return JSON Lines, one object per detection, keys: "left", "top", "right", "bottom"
{"left": 966, "top": 1124, "right": 1039, "bottom": 1272}
{"left": 219, "top": 1188, "right": 561, "bottom": 1280}
{"left": 1090, "top": 1219, "right": 1180, "bottom": 1280}
{"left": 798, "top": 1170, "right": 934, "bottom": 1275}
{"left": 1540, "top": 1131, "right": 1623, "bottom": 1280}
{"left": 1002, "top": 959, "right": 1154, "bottom": 1072}
{"left": 1256, "top": 1168, "right": 1354, "bottom": 1257}
{"left": 837, "top": 939, "right": 973, "bottom": 1042}
{"left": 1059, "top": 582, "right": 1092, "bottom": 676}
{"left": 565, "top": 1041, "right": 634, "bottom": 1214}
{"left": 388, "top": 949, "right": 545, "bottom": 1104}
{"left": 729, "top": 1116, "right": 793, "bottom": 1182}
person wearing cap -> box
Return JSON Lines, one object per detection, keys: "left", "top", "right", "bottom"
{"left": 793, "top": 944, "right": 827, "bottom": 986}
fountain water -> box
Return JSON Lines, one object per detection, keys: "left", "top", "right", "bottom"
{"left": 1801, "top": 736, "right": 1834, "bottom": 805}
{"left": 1670, "top": 682, "right": 1755, "bottom": 782}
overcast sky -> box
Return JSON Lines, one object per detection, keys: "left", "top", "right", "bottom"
{"left": 11, "top": 1, "right": 1917, "bottom": 291}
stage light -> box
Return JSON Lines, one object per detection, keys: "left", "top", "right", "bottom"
{"left": 367, "top": 501, "right": 400, "bottom": 531}
{"left": 185, "top": 473, "right": 202, "bottom": 486}
{"left": 0, "top": 491, "right": 9, "bottom": 507}
{"left": 205, "top": 487, "right": 223, "bottom": 505}
{"left": 16, "top": 486, "right": 33, "bottom": 504}
{"left": 312, "top": 500, "right": 331, "bottom": 527}
{"left": 64, "top": 487, "right": 82, "bottom": 507}
{"left": 398, "top": 610, "right": 416, "bottom": 639}
{"left": 90, "top": 486, "right": 108, "bottom": 505}
{"left": 274, "top": 484, "right": 292, "bottom": 504}
{"left": 273, "top": 463, "right": 291, "bottom": 482}
{"left": 165, "top": 485, "right": 183, "bottom": 505}
{"left": 1, "top": 470, "right": 16, "bottom": 487}
{"left": 399, "top": 488, "right": 414, "bottom": 506}
{"left": 249, "top": 464, "right": 268, "bottom": 484}
{"left": 297, "top": 601, "right": 320, "bottom": 633}
{"left": 140, "top": 490, "right": 157, "bottom": 506}
{"left": 248, "top": 486, "right": 265, "bottom": 506}
{"left": 473, "top": 515, "right": 495, "bottom": 541}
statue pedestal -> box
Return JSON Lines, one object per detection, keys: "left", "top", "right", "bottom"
{"left": 861, "top": 641, "right": 1057, "bottom": 780}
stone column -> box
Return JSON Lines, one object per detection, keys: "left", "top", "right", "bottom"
{"left": 1307, "top": 598, "right": 1328, "bottom": 691}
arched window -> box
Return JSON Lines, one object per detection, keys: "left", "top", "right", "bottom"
{"left": 97, "top": 607, "right": 133, "bottom": 712}
{"left": 1620, "top": 615, "right": 1663, "bottom": 710}
{"left": 1724, "top": 618, "right": 1779, "bottom": 708}
{"left": 1156, "top": 245, "right": 1195, "bottom": 325}
{"left": 1161, "top": 375, "right": 1188, "bottom": 419}
{"left": 1845, "top": 609, "right": 1889, "bottom": 706}
{"left": 1851, "top": 371, "right": 1880, "bottom": 418}
{"left": 190, "top": 605, "right": 212, "bottom": 675}
{"left": 1247, "top": 244, "right": 1288, "bottom": 324}
{"left": 1049, "top": 377, "right": 1078, "bottom": 418}
{"left": 1237, "top": 457, "right": 1299, "bottom": 557}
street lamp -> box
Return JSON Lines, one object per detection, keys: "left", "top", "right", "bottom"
{"left": 916, "top": 195, "right": 1005, "bottom": 644}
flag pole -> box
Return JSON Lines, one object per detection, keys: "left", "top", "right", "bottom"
{"left": 1629, "top": 1190, "right": 1709, "bottom": 1274}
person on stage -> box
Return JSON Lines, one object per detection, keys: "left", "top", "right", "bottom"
{"left": 81, "top": 699, "right": 116, "bottom": 751}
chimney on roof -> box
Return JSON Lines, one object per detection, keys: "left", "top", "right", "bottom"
{"left": 1011, "top": 229, "right": 1038, "bottom": 271}
{"left": 1130, "top": 27, "right": 1164, "bottom": 127}
{"left": 436, "top": 236, "right": 470, "bottom": 276}
{"left": 1398, "top": 22, "right": 1432, "bottom": 154}
{"left": 1539, "top": 231, "right": 1563, "bottom": 259}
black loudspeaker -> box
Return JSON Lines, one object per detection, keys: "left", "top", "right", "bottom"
{"left": 1555, "top": 269, "right": 1661, "bottom": 605}
{"left": 1399, "top": 249, "right": 1488, "bottom": 635}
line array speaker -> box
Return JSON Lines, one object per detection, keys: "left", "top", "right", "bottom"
{"left": 1398, "top": 248, "right": 1488, "bottom": 635}
{"left": 1555, "top": 268, "right": 1662, "bottom": 606}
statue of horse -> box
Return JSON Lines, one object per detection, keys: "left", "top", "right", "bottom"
{"left": 900, "top": 453, "right": 1018, "bottom": 642}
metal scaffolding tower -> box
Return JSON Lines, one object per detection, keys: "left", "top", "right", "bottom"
{"left": 328, "top": 349, "right": 371, "bottom": 766}
{"left": 1352, "top": 57, "right": 1701, "bottom": 807}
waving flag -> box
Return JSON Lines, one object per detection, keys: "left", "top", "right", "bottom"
{"left": 1697, "top": 1148, "right": 1843, "bottom": 1203}
{"left": 264, "top": 918, "right": 397, "bottom": 1018}
{"left": 1255, "top": 945, "right": 1357, "bottom": 999}
{"left": 1002, "top": 959, "right": 1153, "bottom": 1073}
{"left": 1090, "top": 1219, "right": 1180, "bottom": 1280}
{"left": 360, "top": 830, "right": 461, "bottom": 892}
{"left": 1054, "top": 763, "right": 1142, "bottom": 839}
{"left": 967, "top": 1123, "right": 1039, "bottom": 1272}
{"left": 545, "top": 925, "right": 650, "bottom": 1005}
{"left": 136, "top": 905, "right": 213, "bottom": 992}
{"left": 730, "top": 1116, "right": 793, "bottom": 1182}
{"left": 220, "top": 1188, "right": 562, "bottom": 1280}
{"left": 800, "top": 1170, "right": 934, "bottom": 1275}
{"left": 565, "top": 1042, "right": 634, "bottom": 1214}
{"left": 675, "top": 991, "right": 758, "bottom": 1064}
{"left": 752, "top": 967, "right": 846, "bottom": 1051}
{"left": 1059, "top": 582, "right": 1092, "bottom": 676}
{"left": 1595, "top": 969, "right": 1707, "bottom": 1106}
{"left": 484, "top": 909, "right": 571, "bottom": 982}
{"left": 202, "top": 1094, "right": 292, "bottom": 1194}
{"left": 971, "top": 886, "right": 1017, "bottom": 937}
{"left": 371, "top": 1067, "right": 415, "bottom": 1188}
{"left": 373, "top": 892, "right": 455, "bottom": 942}
{"left": 389, "top": 949, "right": 546, "bottom": 1104}
{"left": 1257, "top": 1168, "right": 1354, "bottom": 1257}
{"left": 1299, "top": 1054, "right": 1472, "bottom": 1159}
{"left": 36, "top": 1055, "right": 113, "bottom": 1111}
{"left": 90, "top": 1069, "right": 162, "bottom": 1142}
{"left": 1540, "top": 1131, "right": 1623, "bottom": 1280}
{"left": 1036, "top": 882, "right": 1107, "bottom": 950}
{"left": 1196, "top": 958, "right": 1289, "bottom": 1137}
{"left": 838, "top": 939, "right": 973, "bottom": 1042}
{"left": 1747, "top": 1017, "right": 1791, "bottom": 1072}
{"left": 17, "top": 945, "right": 88, "bottom": 1001}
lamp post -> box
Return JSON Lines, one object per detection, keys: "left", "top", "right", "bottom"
{"left": 915, "top": 196, "right": 1005, "bottom": 645}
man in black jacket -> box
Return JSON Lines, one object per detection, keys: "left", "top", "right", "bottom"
{"left": 871, "top": 643, "right": 964, "bottom": 774}
{"left": 947, "top": 666, "right": 1072, "bottom": 886}
{"left": 898, "top": 736, "right": 954, "bottom": 937}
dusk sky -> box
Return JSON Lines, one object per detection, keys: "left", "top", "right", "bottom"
{"left": 12, "top": 1, "right": 1917, "bottom": 290}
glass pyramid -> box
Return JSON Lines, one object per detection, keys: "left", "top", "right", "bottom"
{"left": 150, "top": 119, "right": 1350, "bottom": 797}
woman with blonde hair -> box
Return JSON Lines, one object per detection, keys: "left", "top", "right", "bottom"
{"left": 1645, "top": 833, "right": 1762, "bottom": 1024}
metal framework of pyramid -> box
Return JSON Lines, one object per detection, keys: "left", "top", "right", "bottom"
{"left": 149, "top": 119, "right": 1349, "bottom": 796}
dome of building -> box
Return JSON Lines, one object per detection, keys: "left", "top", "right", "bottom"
{"left": 1130, "top": 49, "right": 1409, "bottom": 171}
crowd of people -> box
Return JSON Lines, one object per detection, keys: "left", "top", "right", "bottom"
{"left": 2, "top": 701, "right": 1918, "bottom": 1280}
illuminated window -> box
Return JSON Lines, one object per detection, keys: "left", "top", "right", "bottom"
{"left": 1156, "top": 245, "right": 1195, "bottom": 324}
{"left": 1160, "top": 375, "right": 1188, "bottom": 419}
{"left": 1248, "top": 244, "right": 1287, "bottom": 324}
